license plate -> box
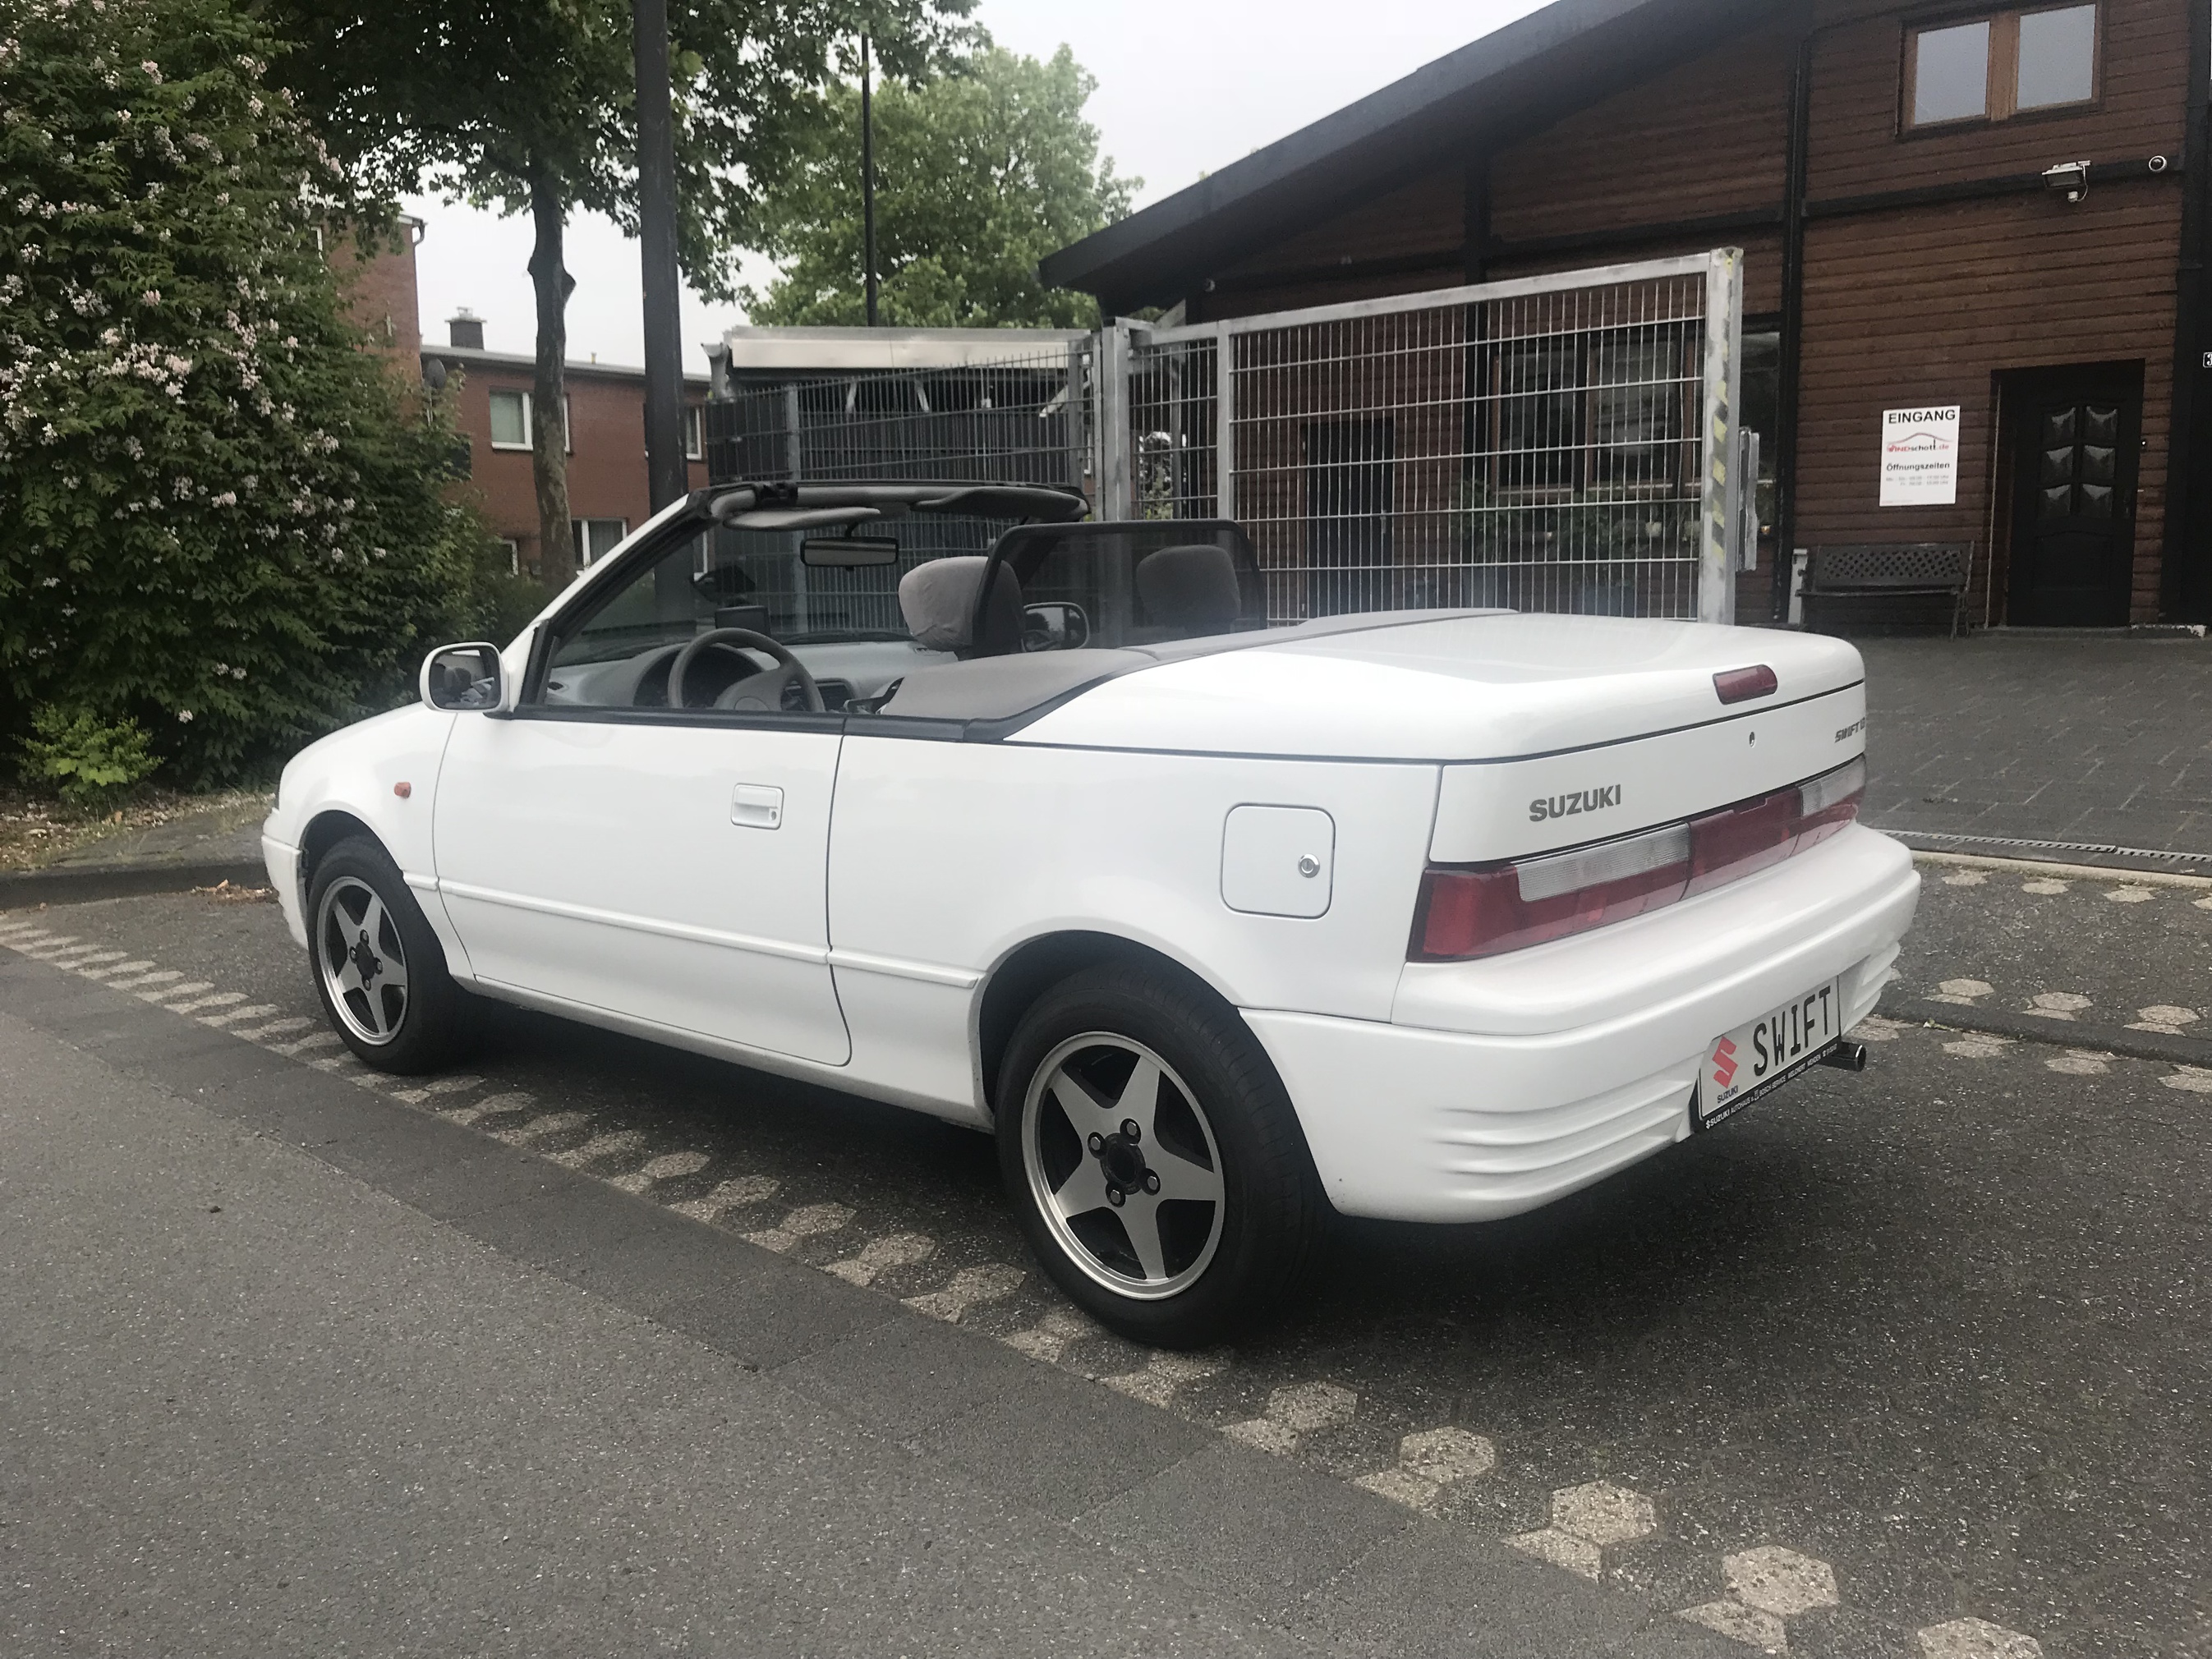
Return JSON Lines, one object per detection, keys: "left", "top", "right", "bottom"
{"left": 1696, "top": 979, "right": 1842, "bottom": 1130}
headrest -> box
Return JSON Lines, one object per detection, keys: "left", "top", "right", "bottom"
{"left": 898, "top": 556, "right": 1024, "bottom": 657}
{"left": 1135, "top": 544, "right": 1243, "bottom": 633}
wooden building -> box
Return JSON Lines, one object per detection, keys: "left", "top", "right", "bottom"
{"left": 1041, "top": 0, "right": 2212, "bottom": 627}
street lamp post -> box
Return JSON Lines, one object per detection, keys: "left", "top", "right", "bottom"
{"left": 862, "top": 31, "right": 878, "bottom": 328}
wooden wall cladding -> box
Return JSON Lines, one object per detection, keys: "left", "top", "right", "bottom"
{"left": 1487, "top": 25, "right": 1796, "bottom": 243}
{"left": 1805, "top": 0, "right": 2190, "bottom": 202}
{"left": 1793, "top": 186, "right": 2183, "bottom": 621}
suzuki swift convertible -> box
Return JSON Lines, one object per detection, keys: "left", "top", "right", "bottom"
{"left": 264, "top": 482, "right": 1917, "bottom": 1344}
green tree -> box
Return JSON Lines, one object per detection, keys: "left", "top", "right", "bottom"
{"left": 0, "top": 0, "right": 499, "bottom": 787}
{"left": 743, "top": 44, "right": 1134, "bottom": 329}
{"left": 264, "top": 0, "right": 979, "bottom": 588}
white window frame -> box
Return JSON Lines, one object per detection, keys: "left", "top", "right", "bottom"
{"left": 572, "top": 517, "right": 628, "bottom": 568}
{"left": 487, "top": 388, "right": 532, "bottom": 451}
{"left": 683, "top": 404, "right": 704, "bottom": 462}
{"left": 486, "top": 389, "right": 575, "bottom": 453}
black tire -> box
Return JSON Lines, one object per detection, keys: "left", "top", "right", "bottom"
{"left": 306, "top": 834, "right": 471, "bottom": 1074}
{"left": 995, "top": 962, "right": 1328, "bottom": 1348}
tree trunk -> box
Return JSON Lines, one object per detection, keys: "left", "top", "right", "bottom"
{"left": 527, "top": 164, "right": 577, "bottom": 588}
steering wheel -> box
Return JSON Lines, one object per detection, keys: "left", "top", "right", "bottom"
{"left": 666, "top": 627, "right": 825, "bottom": 714}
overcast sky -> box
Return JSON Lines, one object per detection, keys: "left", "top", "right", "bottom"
{"left": 405, "top": 0, "right": 1552, "bottom": 370}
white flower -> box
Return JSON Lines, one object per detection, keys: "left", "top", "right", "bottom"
{"left": 140, "top": 59, "right": 160, "bottom": 82}
{"left": 140, "top": 288, "right": 159, "bottom": 306}
{"left": 177, "top": 709, "right": 193, "bottom": 722}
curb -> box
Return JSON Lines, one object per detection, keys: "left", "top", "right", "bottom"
{"left": 1907, "top": 848, "right": 2212, "bottom": 889}
{"left": 1885, "top": 830, "right": 2212, "bottom": 879}
{"left": 1881, "top": 995, "right": 2212, "bottom": 1069}
{"left": 0, "top": 858, "right": 269, "bottom": 908}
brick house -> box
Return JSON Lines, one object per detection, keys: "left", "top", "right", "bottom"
{"left": 421, "top": 314, "right": 711, "bottom": 578}
{"left": 1042, "top": 0, "right": 2212, "bottom": 627}
{"left": 349, "top": 221, "right": 710, "bottom": 580}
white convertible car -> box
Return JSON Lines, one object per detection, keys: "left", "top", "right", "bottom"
{"left": 264, "top": 481, "right": 1919, "bottom": 1343}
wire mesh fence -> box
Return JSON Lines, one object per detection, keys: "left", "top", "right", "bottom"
{"left": 699, "top": 252, "right": 1745, "bottom": 625}
{"left": 1130, "top": 252, "right": 1741, "bottom": 623}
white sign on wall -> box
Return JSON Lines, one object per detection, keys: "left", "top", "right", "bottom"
{"left": 1879, "top": 406, "right": 1961, "bottom": 507}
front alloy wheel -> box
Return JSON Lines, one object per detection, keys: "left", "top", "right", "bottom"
{"left": 304, "top": 834, "right": 471, "bottom": 1073}
{"left": 1022, "top": 1033, "right": 1226, "bottom": 1300}
{"left": 316, "top": 875, "right": 410, "bottom": 1045}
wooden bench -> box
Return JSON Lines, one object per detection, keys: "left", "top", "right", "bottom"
{"left": 1797, "top": 543, "right": 1972, "bottom": 636}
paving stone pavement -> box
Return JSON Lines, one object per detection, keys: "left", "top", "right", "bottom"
{"left": 1859, "top": 634, "right": 2212, "bottom": 862}
{"left": 7, "top": 866, "right": 2208, "bottom": 1657}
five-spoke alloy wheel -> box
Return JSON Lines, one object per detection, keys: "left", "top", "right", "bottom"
{"left": 997, "top": 962, "right": 1328, "bottom": 1346}
{"left": 306, "top": 834, "right": 471, "bottom": 1073}
{"left": 316, "top": 875, "right": 411, "bottom": 1046}
{"left": 1022, "top": 1033, "right": 1227, "bottom": 1300}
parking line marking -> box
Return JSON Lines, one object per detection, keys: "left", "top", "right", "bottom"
{"left": 1354, "top": 1427, "right": 1497, "bottom": 1514}
{"left": 267, "top": 1030, "right": 341, "bottom": 1055}
{"left": 1916, "top": 1617, "right": 2044, "bottom": 1657}
{"left": 78, "top": 959, "right": 154, "bottom": 979}
{"left": 1223, "top": 1380, "right": 1357, "bottom": 1455}
{"left": 2045, "top": 1050, "right": 2108, "bottom": 1075}
{"left": 494, "top": 1110, "right": 590, "bottom": 1147}
{"left": 743, "top": 1202, "right": 854, "bottom": 1254}
{"left": 609, "top": 1150, "right": 713, "bottom": 1193}
{"left": 1676, "top": 1546, "right": 1839, "bottom": 1650}
{"left": 825, "top": 1231, "right": 937, "bottom": 1286}
{"left": 237, "top": 1016, "right": 315, "bottom": 1040}
{"left": 168, "top": 991, "right": 247, "bottom": 1014}
{"left": 444, "top": 1090, "right": 533, "bottom": 1124}
{"left": 1102, "top": 1351, "right": 1224, "bottom": 1409}
{"left": 1001, "top": 1307, "right": 1102, "bottom": 1366}
{"left": 106, "top": 970, "right": 182, "bottom": 990}
{"left": 903, "top": 1262, "right": 1024, "bottom": 1322}
{"left": 140, "top": 981, "right": 214, "bottom": 1003}
{"left": 200, "top": 1004, "right": 280, "bottom": 1027}
{"left": 388, "top": 1074, "right": 485, "bottom": 1105}
{"left": 669, "top": 1174, "right": 781, "bottom": 1223}
{"left": 1509, "top": 1482, "right": 1657, "bottom": 1581}
{"left": 550, "top": 1129, "right": 651, "bottom": 1169}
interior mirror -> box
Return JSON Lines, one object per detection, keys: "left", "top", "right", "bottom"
{"left": 801, "top": 535, "right": 900, "bottom": 569}
{"left": 421, "top": 642, "right": 504, "bottom": 711}
{"left": 1021, "top": 602, "right": 1091, "bottom": 653}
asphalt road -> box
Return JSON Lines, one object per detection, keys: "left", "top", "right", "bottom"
{"left": 2, "top": 862, "right": 2208, "bottom": 1658}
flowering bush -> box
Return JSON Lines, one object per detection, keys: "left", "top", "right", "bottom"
{"left": 0, "top": 0, "right": 500, "bottom": 786}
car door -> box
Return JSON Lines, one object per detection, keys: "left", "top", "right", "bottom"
{"left": 433, "top": 523, "right": 850, "bottom": 1066}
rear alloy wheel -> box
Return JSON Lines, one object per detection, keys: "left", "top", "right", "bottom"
{"left": 997, "top": 963, "right": 1327, "bottom": 1347}
{"left": 307, "top": 835, "right": 471, "bottom": 1073}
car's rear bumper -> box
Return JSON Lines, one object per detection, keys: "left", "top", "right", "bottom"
{"left": 1245, "top": 826, "right": 1920, "bottom": 1224}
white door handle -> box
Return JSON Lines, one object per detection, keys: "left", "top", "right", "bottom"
{"left": 730, "top": 784, "right": 784, "bottom": 830}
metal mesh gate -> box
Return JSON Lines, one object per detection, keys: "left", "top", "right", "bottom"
{"left": 701, "top": 250, "right": 1748, "bottom": 624}
{"left": 1119, "top": 251, "right": 1746, "bottom": 624}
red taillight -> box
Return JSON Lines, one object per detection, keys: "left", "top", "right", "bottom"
{"left": 1412, "top": 758, "right": 1867, "bottom": 962}
{"left": 1714, "top": 664, "right": 1779, "bottom": 704}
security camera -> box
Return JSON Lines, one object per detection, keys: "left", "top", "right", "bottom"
{"left": 2043, "top": 159, "right": 2092, "bottom": 204}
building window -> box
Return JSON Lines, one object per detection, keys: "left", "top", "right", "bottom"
{"left": 485, "top": 389, "right": 574, "bottom": 452}
{"left": 1906, "top": 5, "right": 2097, "bottom": 130}
{"left": 573, "top": 518, "right": 628, "bottom": 568}
{"left": 488, "top": 388, "right": 531, "bottom": 449}
{"left": 499, "top": 536, "right": 522, "bottom": 576}
{"left": 683, "top": 404, "right": 704, "bottom": 461}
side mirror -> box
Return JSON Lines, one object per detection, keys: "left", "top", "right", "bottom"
{"left": 1021, "top": 602, "right": 1091, "bottom": 652}
{"left": 421, "top": 641, "right": 504, "bottom": 711}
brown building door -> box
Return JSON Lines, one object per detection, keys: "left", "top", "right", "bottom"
{"left": 2005, "top": 365, "right": 2141, "bottom": 627}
